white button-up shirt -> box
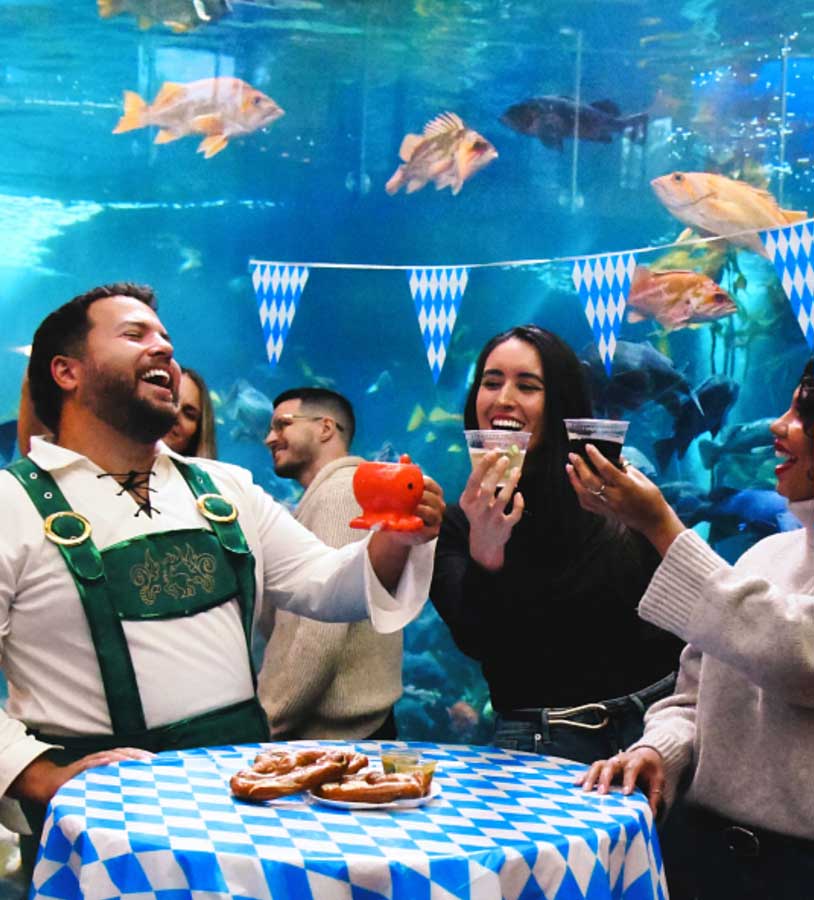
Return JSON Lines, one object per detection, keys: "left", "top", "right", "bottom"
{"left": 0, "top": 438, "right": 432, "bottom": 825}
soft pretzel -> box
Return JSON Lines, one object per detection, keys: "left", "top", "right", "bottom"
{"left": 252, "top": 748, "right": 335, "bottom": 775}
{"left": 230, "top": 749, "right": 370, "bottom": 802}
{"left": 313, "top": 769, "right": 432, "bottom": 804}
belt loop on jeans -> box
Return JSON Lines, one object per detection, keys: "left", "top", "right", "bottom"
{"left": 540, "top": 708, "right": 551, "bottom": 743}
{"left": 628, "top": 693, "right": 646, "bottom": 716}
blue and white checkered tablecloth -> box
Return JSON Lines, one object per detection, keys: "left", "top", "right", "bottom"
{"left": 30, "top": 741, "right": 668, "bottom": 900}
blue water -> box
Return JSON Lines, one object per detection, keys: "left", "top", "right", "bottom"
{"left": 1, "top": 0, "right": 813, "bottom": 741}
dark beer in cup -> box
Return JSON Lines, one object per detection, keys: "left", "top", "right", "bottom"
{"left": 564, "top": 419, "right": 629, "bottom": 471}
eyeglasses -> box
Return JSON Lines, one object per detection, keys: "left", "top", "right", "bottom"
{"left": 268, "top": 413, "right": 345, "bottom": 434}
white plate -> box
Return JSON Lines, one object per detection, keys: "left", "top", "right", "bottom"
{"left": 309, "top": 780, "right": 441, "bottom": 810}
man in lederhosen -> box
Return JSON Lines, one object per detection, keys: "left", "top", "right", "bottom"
{"left": 0, "top": 283, "right": 443, "bottom": 880}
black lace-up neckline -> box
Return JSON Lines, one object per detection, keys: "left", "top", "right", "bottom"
{"left": 97, "top": 469, "right": 158, "bottom": 517}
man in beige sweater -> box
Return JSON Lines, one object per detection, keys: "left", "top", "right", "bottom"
{"left": 258, "top": 387, "right": 402, "bottom": 740}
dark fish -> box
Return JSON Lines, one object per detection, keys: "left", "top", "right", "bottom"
{"left": 500, "top": 96, "right": 648, "bottom": 151}
{"left": 403, "top": 650, "right": 446, "bottom": 685}
{"left": 653, "top": 374, "right": 739, "bottom": 471}
{"left": 621, "top": 445, "right": 657, "bottom": 478}
{"left": 98, "top": 0, "right": 231, "bottom": 31}
{"left": 698, "top": 417, "right": 775, "bottom": 469}
{"left": 222, "top": 379, "right": 274, "bottom": 442}
{"left": 692, "top": 487, "right": 801, "bottom": 537}
{"left": 581, "top": 341, "right": 695, "bottom": 420}
{"left": 660, "top": 480, "right": 708, "bottom": 524}
{"left": 0, "top": 420, "right": 17, "bottom": 463}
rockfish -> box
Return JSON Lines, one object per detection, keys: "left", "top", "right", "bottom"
{"left": 627, "top": 265, "right": 737, "bottom": 331}
{"left": 113, "top": 77, "right": 284, "bottom": 158}
{"left": 500, "top": 96, "right": 647, "bottom": 150}
{"left": 385, "top": 112, "right": 497, "bottom": 196}
{"left": 97, "top": 0, "right": 231, "bottom": 32}
{"left": 651, "top": 171, "right": 808, "bottom": 257}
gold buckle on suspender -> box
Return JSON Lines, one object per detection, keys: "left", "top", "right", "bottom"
{"left": 196, "top": 493, "right": 238, "bottom": 523}
{"left": 43, "top": 511, "right": 93, "bottom": 546}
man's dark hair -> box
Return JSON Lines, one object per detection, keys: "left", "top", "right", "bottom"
{"left": 273, "top": 386, "right": 356, "bottom": 447}
{"left": 28, "top": 283, "right": 157, "bottom": 432}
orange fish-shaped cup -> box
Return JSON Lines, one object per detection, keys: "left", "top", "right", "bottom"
{"left": 350, "top": 454, "right": 425, "bottom": 532}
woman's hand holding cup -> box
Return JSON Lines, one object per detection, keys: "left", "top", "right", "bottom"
{"left": 566, "top": 443, "right": 685, "bottom": 557}
{"left": 461, "top": 449, "right": 524, "bottom": 571}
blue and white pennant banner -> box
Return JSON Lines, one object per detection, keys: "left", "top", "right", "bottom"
{"left": 251, "top": 262, "right": 310, "bottom": 366}
{"left": 571, "top": 252, "right": 637, "bottom": 375}
{"left": 760, "top": 222, "right": 814, "bottom": 350}
{"left": 407, "top": 267, "right": 469, "bottom": 383}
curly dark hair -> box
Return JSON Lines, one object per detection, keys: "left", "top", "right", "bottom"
{"left": 28, "top": 283, "right": 156, "bottom": 432}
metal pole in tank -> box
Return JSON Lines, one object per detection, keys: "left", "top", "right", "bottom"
{"left": 778, "top": 36, "right": 791, "bottom": 205}
{"left": 570, "top": 29, "right": 583, "bottom": 212}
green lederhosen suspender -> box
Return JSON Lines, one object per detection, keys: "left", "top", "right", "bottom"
{"left": 5, "top": 456, "right": 270, "bottom": 750}
{"left": 7, "top": 456, "right": 272, "bottom": 880}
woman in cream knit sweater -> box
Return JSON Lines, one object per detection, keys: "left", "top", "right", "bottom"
{"left": 567, "top": 359, "right": 814, "bottom": 900}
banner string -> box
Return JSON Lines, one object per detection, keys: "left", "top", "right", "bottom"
{"left": 250, "top": 218, "right": 814, "bottom": 272}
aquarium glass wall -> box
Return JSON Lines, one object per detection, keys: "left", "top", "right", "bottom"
{"left": 3, "top": 0, "right": 814, "bottom": 742}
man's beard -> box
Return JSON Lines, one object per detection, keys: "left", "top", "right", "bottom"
{"left": 273, "top": 455, "right": 306, "bottom": 481}
{"left": 82, "top": 365, "right": 178, "bottom": 443}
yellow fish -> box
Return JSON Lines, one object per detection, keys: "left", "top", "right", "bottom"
{"left": 651, "top": 171, "right": 807, "bottom": 257}
{"left": 386, "top": 112, "right": 497, "bottom": 196}
{"left": 113, "top": 77, "right": 284, "bottom": 158}
{"left": 428, "top": 405, "right": 463, "bottom": 424}
{"left": 407, "top": 404, "right": 426, "bottom": 432}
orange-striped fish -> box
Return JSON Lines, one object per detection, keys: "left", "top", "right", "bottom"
{"left": 627, "top": 265, "right": 737, "bottom": 331}
{"left": 385, "top": 113, "right": 497, "bottom": 196}
{"left": 113, "top": 77, "right": 283, "bottom": 158}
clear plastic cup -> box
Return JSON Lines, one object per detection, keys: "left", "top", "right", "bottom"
{"left": 464, "top": 429, "right": 532, "bottom": 487}
{"left": 380, "top": 747, "right": 421, "bottom": 774}
{"left": 564, "top": 418, "right": 629, "bottom": 469}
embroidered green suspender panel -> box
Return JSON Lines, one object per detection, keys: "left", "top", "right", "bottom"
{"left": 6, "top": 457, "right": 260, "bottom": 737}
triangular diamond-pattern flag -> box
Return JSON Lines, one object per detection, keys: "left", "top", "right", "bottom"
{"left": 760, "top": 220, "right": 814, "bottom": 350}
{"left": 407, "top": 266, "right": 469, "bottom": 383}
{"left": 250, "top": 262, "right": 310, "bottom": 366}
{"left": 571, "top": 252, "right": 636, "bottom": 375}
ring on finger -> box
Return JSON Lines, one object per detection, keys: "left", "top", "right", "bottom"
{"left": 588, "top": 482, "right": 606, "bottom": 498}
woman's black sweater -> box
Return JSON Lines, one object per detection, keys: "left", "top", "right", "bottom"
{"left": 430, "top": 497, "right": 684, "bottom": 713}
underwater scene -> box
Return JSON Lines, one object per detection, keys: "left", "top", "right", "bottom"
{"left": 3, "top": 0, "right": 814, "bottom": 750}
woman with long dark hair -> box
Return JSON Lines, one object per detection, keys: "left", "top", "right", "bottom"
{"left": 430, "top": 325, "right": 683, "bottom": 762}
